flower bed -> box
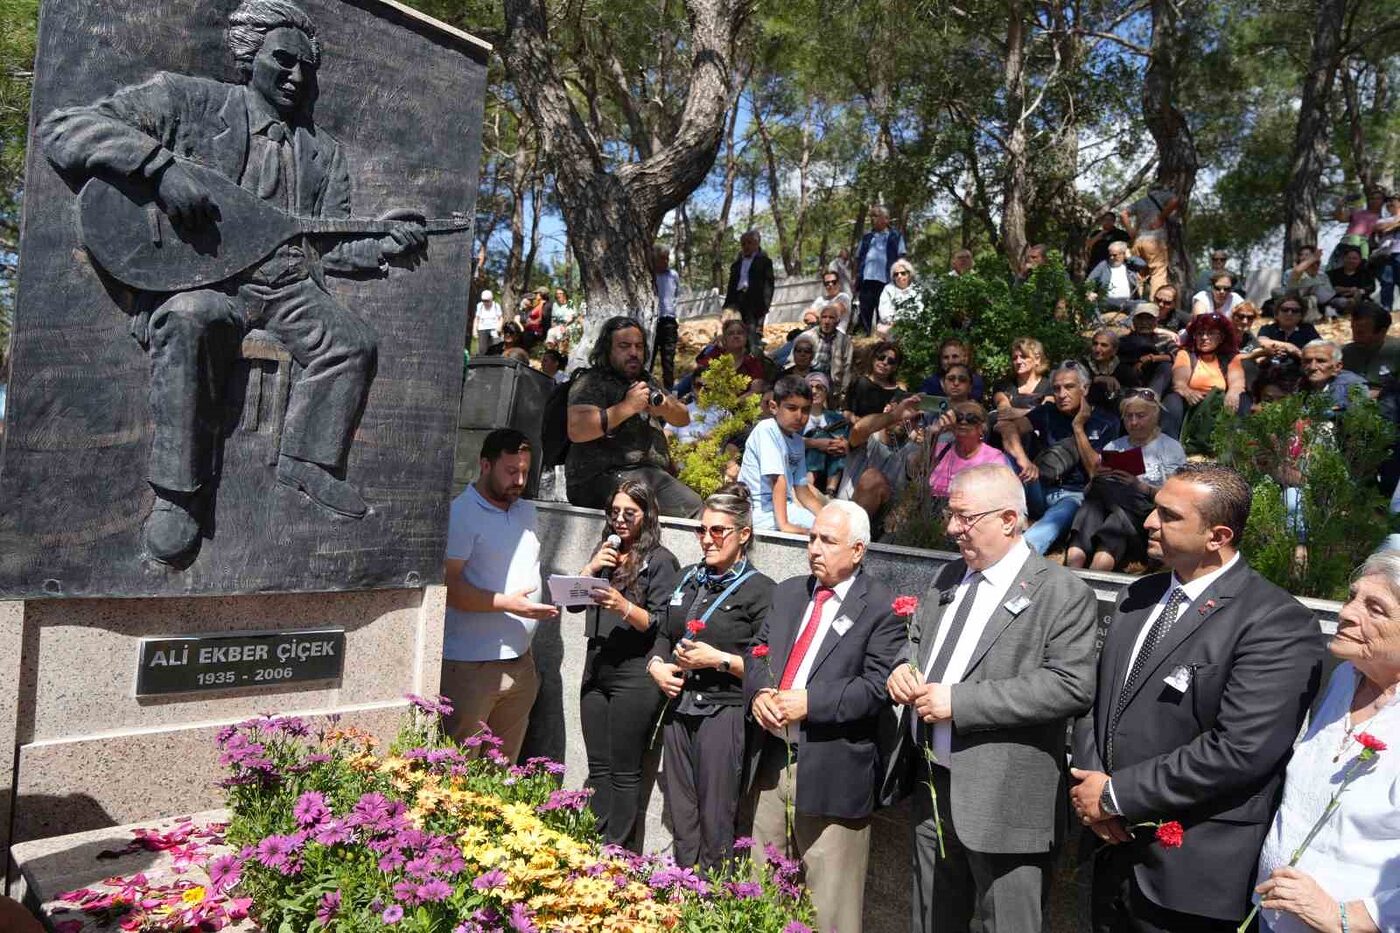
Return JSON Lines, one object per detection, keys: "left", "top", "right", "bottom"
{"left": 52, "top": 696, "right": 814, "bottom": 932}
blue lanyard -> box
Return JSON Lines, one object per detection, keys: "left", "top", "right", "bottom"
{"left": 674, "top": 564, "right": 758, "bottom": 628}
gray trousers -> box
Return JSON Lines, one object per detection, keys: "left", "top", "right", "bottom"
{"left": 911, "top": 764, "right": 1053, "bottom": 933}
{"left": 662, "top": 706, "right": 746, "bottom": 870}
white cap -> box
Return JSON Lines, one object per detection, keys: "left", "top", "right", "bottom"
{"left": 481, "top": 290, "right": 493, "bottom": 300}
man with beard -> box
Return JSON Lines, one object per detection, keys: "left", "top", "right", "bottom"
{"left": 565, "top": 316, "right": 698, "bottom": 517}
{"left": 441, "top": 429, "right": 559, "bottom": 762}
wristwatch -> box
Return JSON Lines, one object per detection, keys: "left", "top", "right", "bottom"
{"left": 1099, "top": 781, "right": 1121, "bottom": 818}
{"left": 718, "top": 655, "right": 732, "bottom": 674}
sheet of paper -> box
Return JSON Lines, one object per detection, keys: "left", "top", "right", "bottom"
{"left": 547, "top": 574, "right": 610, "bottom": 606}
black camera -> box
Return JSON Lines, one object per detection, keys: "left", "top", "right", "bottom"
{"left": 649, "top": 389, "right": 665, "bottom": 407}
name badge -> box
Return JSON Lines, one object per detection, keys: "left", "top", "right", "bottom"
{"left": 832, "top": 615, "right": 854, "bottom": 636}
{"left": 1003, "top": 595, "right": 1032, "bottom": 615}
{"left": 669, "top": 592, "right": 685, "bottom": 606}
{"left": 1164, "top": 664, "right": 1193, "bottom": 693}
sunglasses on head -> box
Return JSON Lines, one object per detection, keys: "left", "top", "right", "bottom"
{"left": 1123, "top": 387, "right": 1160, "bottom": 402}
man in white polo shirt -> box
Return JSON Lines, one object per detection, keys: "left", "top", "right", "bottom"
{"left": 441, "top": 428, "right": 559, "bottom": 761}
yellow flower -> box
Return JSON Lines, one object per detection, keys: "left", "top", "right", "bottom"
{"left": 180, "top": 886, "right": 206, "bottom": 906}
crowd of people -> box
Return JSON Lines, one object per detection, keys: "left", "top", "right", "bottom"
{"left": 445, "top": 430, "right": 1399, "bottom": 933}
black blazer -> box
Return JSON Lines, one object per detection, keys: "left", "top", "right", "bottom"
{"left": 649, "top": 562, "right": 775, "bottom": 707}
{"left": 724, "top": 251, "right": 776, "bottom": 317}
{"left": 1071, "top": 558, "right": 1324, "bottom": 921}
{"left": 742, "top": 571, "right": 905, "bottom": 821}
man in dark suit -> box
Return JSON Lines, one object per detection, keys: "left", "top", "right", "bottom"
{"left": 882, "top": 463, "right": 1098, "bottom": 933}
{"left": 745, "top": 500, "right": 905, "bottom": 933}
{"left": 38, "top": 0, "right": 426, "bottom": 564}
{"left": 1070, "top": 463, "right": 1324, "bottom": 931}
{"left": 724, "top": 230, "right": 776, "bottom": 353}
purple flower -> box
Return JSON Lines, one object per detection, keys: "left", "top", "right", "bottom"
{"left": 350, "top": 792, "right": 397, "bottom": 833}
{"left": 382, "top": 904, "right": 405, "bottom": 924}
{"left": 536, "top": 789, "right": 593, "bottom": 814}
{"left": 647, "top": 865, "right": 709, "bottom": 895}
{"left": 405, "top": 693, "right": 454, "bottom": 717}
{"left": 782, "top": 924, "right": 813, "bottom": 933}
{"left": 725, "top": 881, "right": 764, "bottom": 898}
{"left": 417, "top": 879, "right": 452, "bottom": 902}
{"left": 254, "top": 834, "right": 300, "bottom": 871}
{"left": 393, "top": 880, "right": 420, "bottom": 906}
{"left": 312, "top": 818, "right": 352, "bottom": 847}
{"left": 207, "top": 854, "right": 241, "bottom": 892}
{"left": 732, "top": 835, "right": 754, "bottom": 851}
{"left": 315, "top": 890, "right": 341, "bottom": 925}
{"left": 509, "top": 902, "right": 537, "bottom": 933}
{"left": 473, "top": 869, "right": 507, "bottom": 891}
{"left": 293, "top": 791, "right": 330, "bottom": 828}
{"left": 378, "top": 849, "right": 407, "bottom": 873}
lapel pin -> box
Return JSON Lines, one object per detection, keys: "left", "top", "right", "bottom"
{"left": 1198, "top": 598, "right": 1217, "bottom": 617}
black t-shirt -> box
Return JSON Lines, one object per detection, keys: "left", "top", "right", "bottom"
{"left": 1088, "top": 228, "right": 1132, "bottom": 270}
{"left": 994, "top": 375, "right": 1052, "bottom": 410}
{"left": 1329, "top": 267, "right": 1376, "bottom": 294}
{"left": 1119, "top": 332, "right": 1177, "bottom": 365}
{"left": 1026, "top": 404, "right": 1121, "bottom": 492}
{"left": 1258, "top": 321, "right": 1322, "bottom": 349}
{"left": 565, "top": 367, "right": 671, "bottom": 487}
{"left": 845, "top": 376, "right": 900, "bottom": 418}
{"left": 584, "top": 545, "right": 681, "bottom": 654}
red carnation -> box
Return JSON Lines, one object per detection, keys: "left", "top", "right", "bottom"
{"left": 1356, "top": 732, "right": 1388, "bottom": 753}
{"left": 892, "top": 595, "right": 920, "bottom": 617}
{"left": 685, "top": 619, "right": 706, "bottom": 637}
{"left": 1154, "top": 821, "right": 1185, "bottom": 848}
{"left": 752, "top": 644, "right": 770, "bottom": 659}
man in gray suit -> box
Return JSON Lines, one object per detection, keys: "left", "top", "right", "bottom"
{"left": 882, "top": 463, "right": 1098, "bottom": 932}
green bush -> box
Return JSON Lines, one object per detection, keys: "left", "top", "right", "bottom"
{"left": 1213, "top": 390, "right": 1396, "bottom": 600}
{"left": 890, "top": 258, "right": 1093, "bottom": 387}
{"left": 671, "top": 353, "right": 763, "bottom": 498}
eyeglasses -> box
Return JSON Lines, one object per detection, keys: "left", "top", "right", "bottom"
{"left": 1155, "top": 297, "right": 1174, "bottom": 305}
{"left": 607, "top": 507, "right": 642, "bottom": 521}
{"left": 1278, "top": 305, "right": 1302, "bottom": 315}
{"left": 794, "top": 345, "right": 814, "bottom": 354}
{"left": 953, "top": 412, "right": 984, "bottom": 426}
{"left": 1212, "top": 285, "right": 1232, "bottom": 292}
{"left": 1211, "top": 254, "right": 1228, "bottom": 261}
{"left": 694, "top": 524, "right": 737, "bottom": 543}
{"left": 1233, "top": 314, "right": 1257, "bottom": 323}
{"left": 944, "top": 373, "right": 970, "bottom": 383}
{"left": 894, "top": 269, "right": 912, "bottom": 276}
{"left": 822, "top": 280, "right": 839, "bottom": 287}
{"left": 946, "top": 508, "right": 1003, "bottom": 531}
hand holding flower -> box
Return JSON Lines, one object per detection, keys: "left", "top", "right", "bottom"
{"left": 1255, "top": 867, "right": 1342, "bottom": 933}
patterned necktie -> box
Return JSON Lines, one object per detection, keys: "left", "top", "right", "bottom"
{"left": 779, "top": 586, "right": 835, "bottom": 690}
{"left": 1107, "top": 586, "right": 1187, "bottom": 768}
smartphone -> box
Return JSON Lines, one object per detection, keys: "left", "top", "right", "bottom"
{"left": 919, "top": 395, "right": 949, "bottom": 416}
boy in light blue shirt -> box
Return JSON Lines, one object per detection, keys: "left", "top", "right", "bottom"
{"left": 740, "top": 374, "right": 828, "bottom": 533}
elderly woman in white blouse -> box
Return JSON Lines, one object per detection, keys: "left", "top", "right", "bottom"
{"left": 1253, "top": 550, "right": 1400, "bottom": 933}
{"left": 875, "top": 258, "right": 923, "bottom": 335}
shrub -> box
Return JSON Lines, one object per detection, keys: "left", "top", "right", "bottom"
{"left": 672, "top": 353, "right": 763, "bottom": 498}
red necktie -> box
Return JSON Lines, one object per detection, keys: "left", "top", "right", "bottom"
{"left": 779, "top": 586, "right": 835, "bottom": 689}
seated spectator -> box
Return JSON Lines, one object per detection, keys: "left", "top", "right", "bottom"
{"left": 1258, "top": 295, "right": 1322, "bottom": 360}
{"left": 927, "top": 401, "right": 1009, "bottom": 497}
{"left": 805, "top": 304, "right": 854, "bottom": 401}
{"left": 1344, "top": 301, "right": 1400, "bottom": 388}
{"left": 1193, "top": 248, "right": 1238, "bottom": 296}
{"left": 1378, "top": 192, "right": 1400, "bottom": 311}
{"left": 771, "top": 309, "right": 821, "bottom": 369}
{"left": 670, "top": 370, "right": 728, "bottom": 445}
{"left": 1252, "top": 551, "right": 1400, "bottom": 933}
{"left": 844, "top": 340, "right": 903, "bottom": 420}
{"left": 802, "top": 372, "right": 848, "bottom": 495}
{"left": 565, "top": 316, "right": 700, "bottom": 517}
{"left": 919, "top": 337, "right": 987, "bottom": 400}
{"left": 836, "top": 393, "right": 926, "bottom": 525}
{"left": 1253, "top": 357, "right": 1305, "bottom": 404}
{"left": 695, "top": 318, "right": 767, "bottom": 395}
{"left": 938, "top": 363, "right": 976, "bottom": 408}
{"left": 805, "top": 270, "right": 853, "bottom": 333}
{"left": 1065, "top": 388, "right": 1185, "bottom": 571}
{"left": 1284, "top": 245, "right": 1336, "bottom": 320}
{"left": 540, "top": 348, "right": 568, "bottom": 384}
{"left": 1233, "top": 302, "right": 1267, "bottom": 360}
{"left": 991, "top": 336, "right": 1054, "bottom": 476}
{"left": 1191, "top": 270, "right": 1247, "bottom": 317}
{"left": 1152, "top": 283, "right": 1192, "bottom": 331}
{"left": 1085, "top": 240, "right": 1141, "bottom": 315}
{"left": 949, "top": 248, "right": 975, "bottom": 277}
{"left": 1328, "top": 245, "right": 1377, "bottom": 317}
{"left": 1164, "top": 311, "right": 1250, "bottom": 445}
{"left": 487, "top": 320, "right": 525, "bottom": 356}
{"left": 1301, "top": 339, "right": 1370, "bottom": 411}
{"left": 1118, "top": 302, "right": 1180, "bottom": 398}
{"left": 739, "top": 374, "right": 827, "bottom": 533}
{"left": 876, "top": 258, "right": 923, "bottom": 335}
{"left": 1000, "top": 362, "right": 1121, "bottom": 554}
{"left": 785, "top": 333, "right": 817, "bottom": 380}
{"left": 1083, "top": 327, "right": 1138, "bottom": 409}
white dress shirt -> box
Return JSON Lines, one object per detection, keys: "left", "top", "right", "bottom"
{"left": 739, "top": 254, "right": 755, "bottom": 291}
{"left": 781, "top": 575, "right": 858, "bottom": 741}
{"left": 919, "top": 539, "right": 1032, "bottom": 762}
{"left": 1255, "top": 664, "right": 1400, "bottom": 933}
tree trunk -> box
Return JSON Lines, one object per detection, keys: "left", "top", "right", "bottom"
{"left": 1000, "top": 0, "right": 1030, "bottom": 274}
{"left": 754, "top": 107, "right": 796, "bottom": 275}
{"left": 1282, "top": 0, "right": 1346, "bottom": 271}
{"left": 521, "top": 175, "right": 545, "bottom": 292}
{"left": 791, "top": 107, "right": 813, "bottom": 274}
{"left": 502, "top": 0, "right": 748, "bottom": 367}
{"left": 502, "top": 149, "right": 529, "bottom": 316}
{"left": 710, "top": 66, "right": 749, "bottom": 290}
{"left": 1141, "top": 0, "right": 1199, "bottom": 295}
{"left": 1339, "top": 61, "right": 1382, "bottom": 202}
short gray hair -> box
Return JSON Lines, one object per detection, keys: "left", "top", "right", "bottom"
{"left": 1093, "top": 328, "right": 1120, "bottom": 350}
{"left": 1051, "top": 360, "right": 1091, "bottom": 389}
{"left": 1355, "top": 550, "right": 1400, "bottom": 600}
{"left": 1303, "top": 338, "right": 1343, "bottom": 362}
{"left": 228, "top": 0, "right": 321, "bottom": 79}
{"left": 949, "top": 464, "right": 1028, "bottom": 529}
{"left": 823, "top": 500, "right": 871, "bottom": 547}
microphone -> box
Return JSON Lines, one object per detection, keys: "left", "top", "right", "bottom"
{"left": 602, "top": 534, "right": 622, "bottom": 580}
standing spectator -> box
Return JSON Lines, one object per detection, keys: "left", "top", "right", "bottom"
{"left": 1343, "top": 301, "right": 1400, "bottom": 387}
{"left": 806, "top": 270, "right": 854, "bottom": 333}
{"left": 1285, "top": 246, "right": 1337, "bottom": 320}
{"left": 1301, "top": 340, "right": 1370, "bottom": 411}
{"left": 1252, "top": 551, "right": 1400, "bottom": 933}
{"left": 1071, "top": 464, "right": 1325, "bottom": 932}
{"left": 1066, "top": 389, "right": 1185, "bottom": 571}
{"left": 828, "top": 246, "right": 854, "bottom": 296}
{"left": 546, "top": 288, "right": 576, "bottom": 349}
{"left": 806, "top": 304, "right": 855, "bottom": 401}
{"left": 440, "top": 429, "right": 560, "bottom": 762}
{"left": 884, "top": 463, "right": 1097, "bottom": 933}
{"left": 855, "top": 204, "right": 908, "bottom": 335}
{"left": 949, "top": 248, "right": 975, "bottom": 277}
{"left": 876, "top": 259, "right": 923, "bottom": 335}
{"left": 1375, "top": 192, "right": 1400, "bottom": 311}
{"left": 523, "top": 288, "right": 550, "bottom": 347}
{"left": 1121, "top": 187, "right": 1182, "bottom": 299}
{"left": 740, "top": 374, "right": 828, "bottom": 533}
{"left": 475, "top": 289, "right": 501, "bottom": 354}
{"left": 1087, "top": 210, "right": 1133, "bottom": 271}
{"left": 1086, "top": 240, "right": 1142, "bottom": 316}
{"left": 1333, "top": 190, "right": 1385, "bottom": 262}
{"left": 694, "top": 318, "right": 767, "bottom": 393}
{"left": 1119, "top": 304, "right": 1181, "bottom": 399}
{"left": 649, "top": 485, "right": 775, "bottom": 870}
{"left": 1002, "top": 362, "right": 1121, "bottom": 555}
{"left": 653, "top": 246, "right": 682, "bottom": 389}
{"left": 919, "top": 338, "right": 987, "bottom": 401}
{"left": 1165, "top": 312, "right": 1249, "bottom": 443}
{"left": 724, "top": 230, "right": 776, "bottom": 352}
{"left": 577, "top": 480, "right": 682, "bottom": 850}
{"left": 1257, "top": 295, "right": 1321, "bottom": 360}
{"left": 925, "top": 401, "right": 1010, "bottom": 497}
{"left": 565, "top": 317, "right": 700, "bottom": 517}
{"left": 1328, "top": 246, "right": 1378, "bottom": 316}
{"left": 1191, "top": 271, "right": 1246, "bottom": 317}
{"left": 1194, "top": 249, "right": 1235, "bottom": 296}
{"left": 746, "top": 501, "right": 904, "bottom": 933}
{"left": 844, "top": 340, "right": 904, "bottom": 420}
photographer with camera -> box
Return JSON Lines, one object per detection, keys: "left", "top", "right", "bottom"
{"left": 566, "top": 317, "right": 701, "bottom": 518}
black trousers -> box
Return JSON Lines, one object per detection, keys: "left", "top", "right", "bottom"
{"left": 739, "top": 304, "right": 768, "bottom": 354}
{"left": 662, "top": 706, "right": 746, "bottom": 870}
{"left": 1092, "top": 847, "right": 1248, "bottom": 933}
{"left": 857, "top": 280, "right": 886, "bottom": 335}
{"left": 580, "top": 648, "right": 663, "bottom": 850}
{"left": 652, "top": 317, "right": 680, "bottom": 390}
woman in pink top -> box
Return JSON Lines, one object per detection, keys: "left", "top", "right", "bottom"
{"left": 928, "top": 401, "right": 1009, "bottom": 498}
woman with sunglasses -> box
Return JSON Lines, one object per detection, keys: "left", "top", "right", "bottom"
{"left": 875, "top": 258, "right": 923, "bottom": 336}
{"left": 785, "top": 332, "right": 818, "bottom": 380}
{"left": 579, "top": 479, "right": 681, "bottom": 850}
{"left": 1257, "top": 297, "right": 1322, "bottom": 361}
{"left": 1190, "top": 271, "right": 1246, "bottom": 317}
{"left": 927, "top": 401, "right": 1010, "bottom": 498}
{"left": 1065, "top": 389, "right": 1185, "bottom": 570}
{"left": 843, "top": 340, "right": 904, "bottom": 421}
{"left": 647, "top": 484, "right": 774, "bottom": 869}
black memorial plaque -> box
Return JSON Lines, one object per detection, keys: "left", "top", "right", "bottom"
{"left": 0, "top": 0, "right": 488, "bottom": 597}
{"left": 136, "top": 629, "right": 346, "bottom": 696}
